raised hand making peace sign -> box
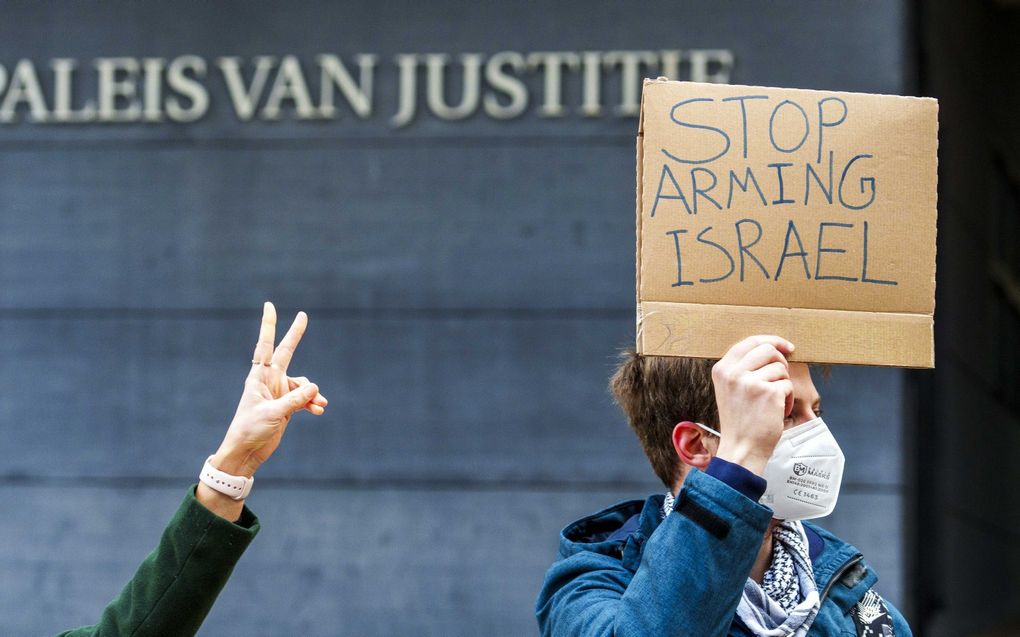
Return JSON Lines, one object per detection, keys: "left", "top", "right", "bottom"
{"left": 54, "top": 305, "right": 329, "bottom": 634}
{"left": 212, "top": 302, "right": 328, "bottom": 479}
{"left": 197, "top": 302, "right": 328, "bottom": 520}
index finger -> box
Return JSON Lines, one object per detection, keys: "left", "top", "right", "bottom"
{"left": 251, "top": 301, "right": 277, "bottom": 366}
{"left": 719, "top": 335, "right": 794, "bottom": 365}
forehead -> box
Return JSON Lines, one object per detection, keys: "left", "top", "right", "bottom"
{"left": 789, "top": 362, "right": 821, "bottom": 403}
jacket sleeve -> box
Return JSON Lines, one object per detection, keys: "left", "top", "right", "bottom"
{"left": 536, "top": 469, "right": 772, "bottom": 637}
{"left": 56, "top": 484, "right": 260, "bottom": 637}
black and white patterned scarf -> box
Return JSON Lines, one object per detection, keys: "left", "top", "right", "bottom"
{"left": 662, "top": 492, "right": 820, "bottom": 637}
{"left": 761, "top": 523, "right": 811, "bottom": 612}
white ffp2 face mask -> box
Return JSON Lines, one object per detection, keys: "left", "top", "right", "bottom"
{"left": 695, "top": 417, "right": 845, "bottom": 521}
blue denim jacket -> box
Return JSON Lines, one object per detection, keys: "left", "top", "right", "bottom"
{"left": 536, "top": 468, "right": 912, "bottom": 636}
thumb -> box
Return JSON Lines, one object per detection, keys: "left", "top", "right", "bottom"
{"left": 273, "top": 382, "right": 319, "bottom": 418}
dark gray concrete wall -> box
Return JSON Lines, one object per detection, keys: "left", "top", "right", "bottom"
{"left": 916, "top": 2, "right": 1020, "bottom": 635}
{"left": 0, "top": 2, "right": 913, "bottom": 634}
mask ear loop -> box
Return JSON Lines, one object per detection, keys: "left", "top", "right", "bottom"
{"left": 673, "top": 421, "right": 719, "bottom": 469}
{"left": 693, "top": 422, "right": 721, "bottom": 437}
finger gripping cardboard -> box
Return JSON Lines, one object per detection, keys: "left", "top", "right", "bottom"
{"left": 636, "top": 79, "right": 938, "bottom": 367}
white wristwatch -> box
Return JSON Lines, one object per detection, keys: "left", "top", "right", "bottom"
{"left": 199, "top": 456, "right": 254, "bottom": 500}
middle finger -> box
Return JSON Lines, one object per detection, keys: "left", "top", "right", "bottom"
{"left": 740, "top": 342, "right": 788, "bottom": 372}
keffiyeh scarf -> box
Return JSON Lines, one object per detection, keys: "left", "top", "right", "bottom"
{"left": 662, "top": 492, "right": 821, "bottom": 637}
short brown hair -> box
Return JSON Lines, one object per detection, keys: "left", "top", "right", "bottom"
{"left": 609, "top": 351, "right": 719, "bottom": 488}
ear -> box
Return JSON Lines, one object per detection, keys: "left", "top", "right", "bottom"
{"left": 672, "top": 421, "right": 714, "bottom": 470}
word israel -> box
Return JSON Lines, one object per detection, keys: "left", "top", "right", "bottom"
{"left": 0, "top": 50, "right": 733, "bottom": 127}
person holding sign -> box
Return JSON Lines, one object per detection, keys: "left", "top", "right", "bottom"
{"left": 57, "top": 302, "right": 328, "bottom": 637}
{"left": 535, "top": 336, "right": 911, "bottom": 636}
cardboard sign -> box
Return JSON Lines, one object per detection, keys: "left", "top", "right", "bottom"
{"left": 636, "top": 79, "right": 938, "bottom": 367}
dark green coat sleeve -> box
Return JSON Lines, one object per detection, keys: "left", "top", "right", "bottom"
{"left": 57, "top": 484, "right": 260, "bottom": 637}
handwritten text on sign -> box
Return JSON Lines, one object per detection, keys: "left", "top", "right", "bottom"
{"left": 653, "top": 94, "right": 894, "bottom": 288}
{"left": 636, "top": 80, "right": 937, "bottom": 366}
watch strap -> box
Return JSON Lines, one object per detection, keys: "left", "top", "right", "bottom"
{"left": 200, "top": 456, "right": 254, "bottom": 500}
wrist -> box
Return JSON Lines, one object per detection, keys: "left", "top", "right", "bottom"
{"left": 715, "top": 441, "right": 770, "bottom": 477}
{"left": 210, "top": 446, "right": 258, "bottom": 478}
{"left": 195, "top": 482, "right": 245, "bottom": 522}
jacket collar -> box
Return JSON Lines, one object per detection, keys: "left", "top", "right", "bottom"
{"left": 557, "top": 495, "right": 663, "bottom": 570}
{"left": 559, "top": 494, "right": 874, "bottom": 599}
{"left": 803, "top": 521, "right": 876, "bottom": 614}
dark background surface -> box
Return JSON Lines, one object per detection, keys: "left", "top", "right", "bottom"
{"left": 2, "top": 1, "right": 1014, "bottom": 635}
{"left": 912, "top": 1, "right": 1020, "bottom": 636}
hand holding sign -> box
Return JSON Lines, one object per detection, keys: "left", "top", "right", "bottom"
{"left": 711, "top": 335, "right": 795, "bottom": 476}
